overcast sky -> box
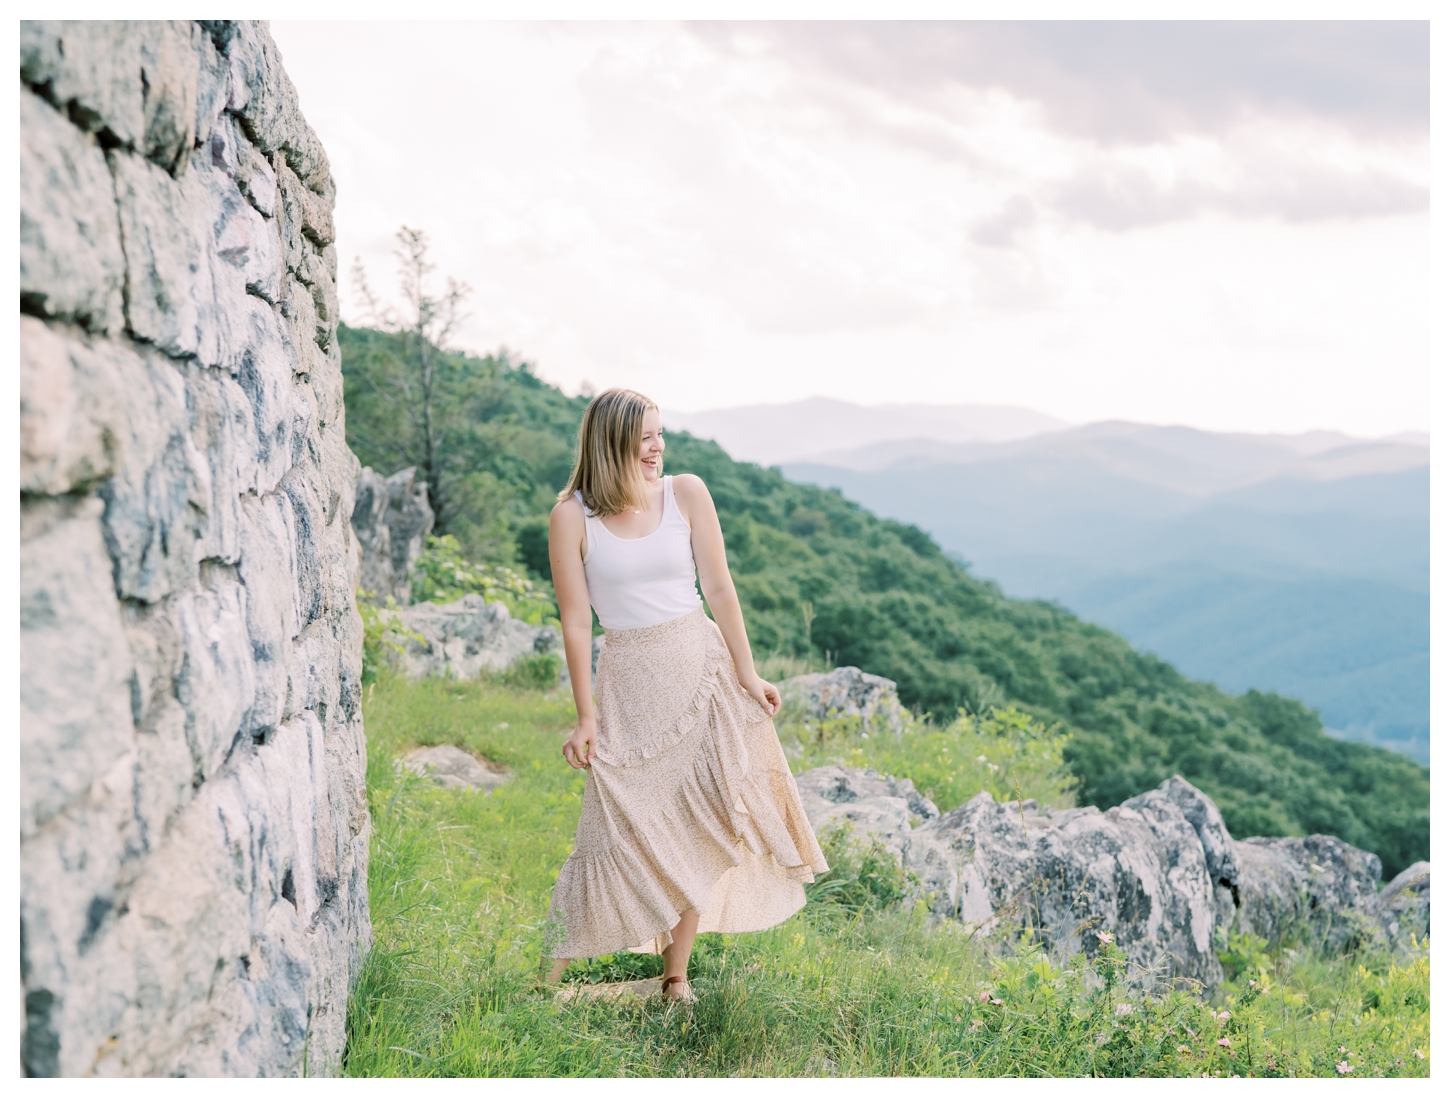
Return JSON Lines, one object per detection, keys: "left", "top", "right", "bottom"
{"left": 271, "top": 20, "right": 1430, "bottom": 436}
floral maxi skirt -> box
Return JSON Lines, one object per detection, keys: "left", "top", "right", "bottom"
{"left": 546, "top": 608, "right": 829, "bottom": 958}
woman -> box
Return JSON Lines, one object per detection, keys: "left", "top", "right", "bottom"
{"left": 542, "top": 388, "right": 828, "bottom": 1001}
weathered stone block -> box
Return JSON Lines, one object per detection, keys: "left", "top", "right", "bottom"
{"left": 225, "top": 22, "right": 334, "bottom": 193}
{"left": 174, "top": 565, "right": 257, "bottom": 782}
{"left": 798, "top": 763, "right": 1421, "bottom": 989}
{"left": 21, "top": 319, "right": 123, "bottom": 494}
{"left": 231, "top": 295, "right": 295, "bottom": 495}
{"left": 21, "top": 21, "right": 149, "bottom": 149}
{"left": 97, "top": 347, "right": 205, "bottom": 603}
{"left": 1234, "top": 834, "right": 1385, "bottom": 951}
{"left": 20, "top": 497, "right": 136, "bottom": 838}
{"left": 20, "top": 91, "right": 126, "bottom": 333}
{"left": 19, "top": 752, "right": 140, "bottom": 1078}
{"left": 111, "top": 150, "right": 217, "bottom": 362}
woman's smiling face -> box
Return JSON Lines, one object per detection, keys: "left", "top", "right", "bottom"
{"left": 639, "top": 408, "right": 665, "bottom": 482}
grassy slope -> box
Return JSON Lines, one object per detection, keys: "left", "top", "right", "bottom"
{"left": 344, "top": 675, "right": 1429, "bottom": 1078}
{"left": 338, "top": 325, "right": 1428, "bottom": 877}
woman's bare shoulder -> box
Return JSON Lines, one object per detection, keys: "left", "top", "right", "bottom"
{"left": 551, "top": 495, "right": 586, "bottom": 525}
{"left": 671, "top": 473, "right": 710, "bottom": 499}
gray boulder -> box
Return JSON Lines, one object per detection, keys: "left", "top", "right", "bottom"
{"left": 909, "top": 787, "right": 1227, "bottom": 988}
{"left": 388, "top": 595, "right": 560, "bottom": 681}
{"left": 402, "top": 745, "right": 510, "bottom": 794}
{"left": 1375, "top": 862, "right": 1430, "bottom": 948}
{"left": 796, "top": 766, "right": 939, "bottom": 855}
{"left": 352, "top": 465, "right": 433, "bottom": 605}
{"left": 797, "top": 767, "right": 1424, "bottom": 989}
{"left": 1233, "top": 835, "right": 1386, "bottom": 951}
{"left": 780, "top": 666, "right": 907, "bottom": 734}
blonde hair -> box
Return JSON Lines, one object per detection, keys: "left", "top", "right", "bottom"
{"left": 559, "top": 388, "right": 660, "bottom": 516}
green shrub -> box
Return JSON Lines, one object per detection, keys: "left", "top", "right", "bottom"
{"left": 806, "top": 823, "right": 913, "bottom": 915}
{"left": 502, "top": 652, "right": 563, "bottom": 690}
{"left": 780, "top": 705, "right": 1077, "bottom": 811}
{"left": 358, "top": 591, "right": 422, "bottom": 685}
{"left": 412, "top": 534, "right": 558, "bottom": 625}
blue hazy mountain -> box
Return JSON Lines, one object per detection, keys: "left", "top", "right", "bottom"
{"left": 776, "top": 421, "right": 1429, "bottom": 763}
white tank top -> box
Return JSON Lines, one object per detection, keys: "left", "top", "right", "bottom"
{"left": 576, "top": 476, "right": 702, "bottom": 631}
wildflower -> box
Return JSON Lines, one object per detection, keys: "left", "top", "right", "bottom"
{"left": 1338, "top": 1046, "right": 1348, "bottom": 1054}
{"left": 1218, "top": 1038, "right": 1231, "bottom": 1049}
{"left": 1095, "top": 930, "right": 1114, "bottom": 944}
{"left": 971, "top": 1019, "right": 984, "bottom": 1030}
{"left": 979, "top": 991, "right": 990, "bottom": 1002}
{"left": 1412, "top": 1049, "right": 1425, "bottom": 1060}
{"left": 976, "top": 755, "right": 988, "bottom": 763}
{"left": 1216, "top": 1011, "right": 1231, "bottom": 1023}
{"left": 991, "top": 998, "right": 1004, "bottom": 1006}
{"left": 1335, "top": 1061, "right": 1354, "bottom": 1075}
{"left": 1115, "top": 1003, "right": 1133, "bottom": 1016}
{"left": 1185, "top": 1027, "right": 1196, "bottom": 1038}
{"left": 1177, "top": 1045, "right": 1192, "bottom": 1054}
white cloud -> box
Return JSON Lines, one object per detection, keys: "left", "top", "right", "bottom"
{"left": 270, "top": 20, "right": 1431, "bottom": 436}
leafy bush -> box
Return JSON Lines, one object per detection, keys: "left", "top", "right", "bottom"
{"left": 806, "top": 823, "right": 913, "bottom": 915}
{"left": 780, "top": 705, "right": 1076, "bottom": 812}
{"left": 359, "top": 591, "right": 422, "bottom": 685}
{"left": 502, "top": 652, "right": 563, "bottom": 690}
{"left": 412, "top": 534, "right": 558, "bottom": 625}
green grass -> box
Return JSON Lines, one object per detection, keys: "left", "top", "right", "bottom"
{"left": 343, "top": 675, "right": 1429, "bottom": 1078}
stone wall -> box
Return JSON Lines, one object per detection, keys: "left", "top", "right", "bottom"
{"left": 20, "top": 21, "right": 370, "bottom": 1076}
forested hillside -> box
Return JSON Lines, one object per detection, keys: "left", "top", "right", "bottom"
{"left": 785, "top": 426, "right": 1429, "bottom": 763}
{"left": 340, "top": 324, "right": 1429, "bottom": 877}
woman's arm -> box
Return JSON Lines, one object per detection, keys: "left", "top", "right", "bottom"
{"left": 549, "top": 498, "right": 598, "bottom": 767}
{"left": 674, "top": 474, "right": 780, "bottom": 717}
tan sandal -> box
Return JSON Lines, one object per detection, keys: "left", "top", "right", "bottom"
{"left": 661, "top": 975, "right": 696, "bottom": 1002}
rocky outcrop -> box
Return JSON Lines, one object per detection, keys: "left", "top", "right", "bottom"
{"left": 780, "top": 666, "right": 907, "bottom": 734}
{"left": 387, "top": 595, "right": 561, "bottom": 681}
{"left": 796, "top": 766, "right": 940, "bottom": 855}
{"left": 20, "top": 21, "right": 368, "bottom": 1077}
{"left": 799, "top": 767, "right": 1428, "bottom": 989}
{"left": 352, "top": 465, "right": 433, "bottom": 605}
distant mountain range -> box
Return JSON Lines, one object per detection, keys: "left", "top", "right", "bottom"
{"left": 664, "top": 398, "right": 1069, "bottom": 466}
{"left": 675, "top": 402, "right": 1429, "bottom": 763}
